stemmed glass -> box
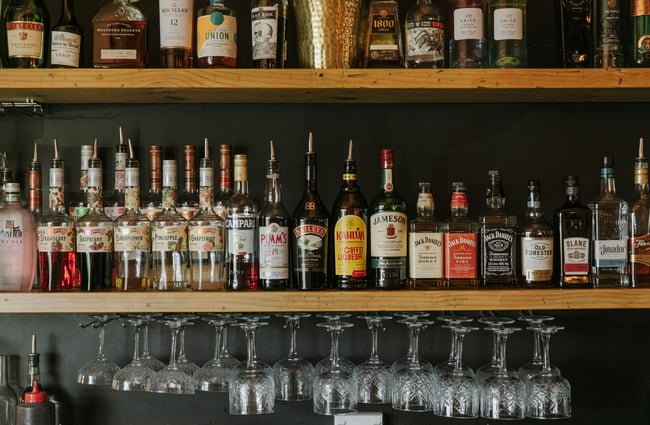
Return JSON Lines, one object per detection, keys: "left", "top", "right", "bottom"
{"left": 146, "top": 318, "right": 196, "bottom": 394}
{"left": 525, "top": 326, "right": 571, "bottom": 419}
{"left": 112, "top": 316, "right": 156, "bottom": 391}
{"left": 167, "top": 314, "right": 199, "bottom": 375}
{"left": 475, "top": 314, "right": 516, "bottom": 383}
{"left": 479, "top": 326, "right": 526, "bottom": 420}
{"left": 390, "top": 312, "right": 431, "bottom": 375}
{"left": 77, "top": 314, "right": 121, "bottom": 385}
{"left": 517, "top": 312, "right": 561, "bottom": 383}
{"left": 194, "top": 315, "right": 239, "bottom": 392}
{"left": 313, "top": 321, "right": 357, "bottom": 415}
{"left": 140, "top": 316, "right": 165, "bottom": 372}
{"left": 315, "top": 313, "right": 355, "bottom": 376}
{"left": 272, "top": 313, "right": 314, "bottom": 401}
{"left": 433, "top": 313, "right": 475, "bottom": 379}
{"left": 353, "top": 314, "right": 392, "bottom": 404}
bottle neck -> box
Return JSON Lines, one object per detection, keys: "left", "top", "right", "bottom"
{"left": 600, "top": 170, "right": 617, "bottom": 194}
{"left": 450, "top": 191, "right": 469, "bottom": 217}
{"left": 634, "top": 160, "right": 649, "bottom": 196}
{"left": 416, "top": 192, "right": 434, "bottom": 218}
{"left": 219, "top": 168, "right": 231, "bottom": 193}
{"left": 564, "top": 186, "right": 579, "bottom": 203}
{"left": 526, "top": 189, "right": 544, "bottom": 219}
{"left": 184, "top": 168, "right": 197, "bottom": 192}
{"left": 27, "top": 353, "right": 40, "bottom": 388}
{"left": 199, "top": 163, "right": 215, "bottom": 210}
{"left": 486, "top": 181, "right": 505, "bottom": 209}
{"left": 380, "top": 168, "right": 394, "bottom": 193}
{"left": 342, "top": 160, "right": 358, "bottom": 188}
{"left": 265, "top": 163, "right": 282, "bottom": 204}
{"left": 305, "top": 154, "right": 317, "bottom": 193}
{"left": 234, "top": 180, "right": 249, "bottom": 196}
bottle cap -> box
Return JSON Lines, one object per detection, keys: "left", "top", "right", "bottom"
{"left": 601, "top": 155, "right": 614, "bottom": 168}
{"left": 234, "top": 154, "right": 247, "bottom": 167}
{"left": 451, "top": 181, "right": 466, "bottom": 191}
{"left": 380, "top": 149, "right": 393, "bottom": 169}
{"left": 4, "top": 182, "right": 19, "bottom": 193}
{"left": 564, "top": 175, "right": 579, "bottom": 186}
{"left": 219, "top": 145, "right": 231, "bottom": 170}
{"left": 24, "top": 380, "right": 47, "bottom": 403}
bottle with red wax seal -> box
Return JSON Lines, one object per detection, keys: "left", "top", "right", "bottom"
{"left": 17, "top": 381, "right": 54, "bottom": 425}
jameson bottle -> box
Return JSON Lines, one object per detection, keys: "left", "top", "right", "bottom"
{"left": 49, "top": 0, "right": 82, "bottom": 68}
{"left": 159, "top": 0, "right": 194, "bottom": 67}
{"left": 559, "top": 0, "right": 593, "bottom": 67}
{"left": 258, "top": 141, "right": 289, "bottom": 290}
{"left": 405, "top": 0, "right": 446, "bottom": 68}
{"left": 555, "top": 176, "right": 592, "bottom": 287}
{"left": 214, "top": 144, "right": 232, "bottom": 219}
{"left": 369, "top": 149, "right": 407, "bottom": 289}
{"left": 4, "top": 0, "right": 50, "bottom": 68}
{"left": 103, "top": 127, "right": 128, "bottom": 221}
{"left": 332, "top": 140, "right": 367, "bottom": 290}
{"left": 632, "top": 0, "right": 650, "bottom": 66}
{"left": 226, "top": 154, "right": 258, "bottom": 290}
{"left": 408, "top": 181, "right": 443, "bottom": 288}
{"left": 487, "top": 0, "right": 527, "bottom": 67}
{"left": 594, "top": 0, "right": 625, "bottom": 67}
{"left": 68, "top": 145, "right": 93, "bottom": 219}
{"left": 519, "top": 180, "right": 554, "bottom": 287}
{"left": 479, "top": 170, "right": 517, "bottom": 287}
{"left": 630, "top": 139, "right": 650, "bottom": 286}
{"left": 196, "top": 0, "right": 237, "bottom": 68}
{"left": 360, "top": 0, "right": 405, "bottom": 67}
{"left": 177, "top": 145, "right": 200, "bottom": 221}
{"left": 251, "top": 0, "right": 287, "bottom": 68}
{"left": 141, "top": 145, "right": 163, "bottom": 221}
{"left": 449, "top": 0, "right": 487, "bottom": 68}
{"left": 588, "top": 156, "right": 629, "bottom": 287}
{"left": 292, "top": 134, "right": 329, "bottom": 289}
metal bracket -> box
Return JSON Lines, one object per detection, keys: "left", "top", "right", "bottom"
{"left": 0, "top": 99, "right": 43, "bottom": 116}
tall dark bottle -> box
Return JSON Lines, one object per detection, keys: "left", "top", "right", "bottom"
{"left": 4, "top": 0, "right": 50, "bottom": 68}
{"left": 558, "top": 0, "right": 593, "bottom": 67}
{"left": 332, "top": 140, "right": 367, "bottom": 290}
{"left": 49, "top": 0, "right": 81, "bottom": 68}
{"left": 630, "top": 138, "right": 650, "bottom": 287}
{"left": 292, "top": 133, "right": 329, "bottom": 289}
{"left": 632, "top": 0, "right": 650, "bottom": 66}
{"left": 251, "top": 0, "right": 287, "bottom": 68}
{"left": 594, "top": 0, "right": 625, "bottom": 67}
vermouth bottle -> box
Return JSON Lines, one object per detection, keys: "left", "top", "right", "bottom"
{"left": 214, "top": 144, "right": 232, "bottom": 219}
{"left": 408, "top": 181, "right": 443, "bottom": 288}
{"left": 49, "top": 0, "right": 82, "bottom": 68}
{"left": 518, "top": 180, "right": 554, "bottom": 287}
{"left": 103, "top": 127, "right": 128, "bottom": 221}
{"left": 141, "top": 145, "right": 163, "bottom": 221}
{"left": 448, "top": 0, "right": 487, "bottom": 68}
{"left": 177, "top": 145, "right": 200, "bottom": 221}
{"left": 159, "top": 0, "right": 194, "bottom": 67}
{"left": 630, "top": 138, "right": 650, "bottom": 287}
{"left": 4, "top": 0, "right": 50, "bottom": 68}
{"left": 68, "top": 145, "right": 93, "bottom": 219}
{"left": 405, "top": 0, "right": 446, "bottom": 68}
{"left": 251, "top": 0, "right": 287, "bottom": 68}
{"left": 196, "top": 0, "right": 237, "bottom": 68}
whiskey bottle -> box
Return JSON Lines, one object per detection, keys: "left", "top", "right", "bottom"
{"left": 594, "top": 0, "right": 625, "bottom": 67}
{"left": 369, "top": 149, "right": 407, "bottom": 289}
{"left": 588, "top": 156, "right": 629, "bottom": 287}
{"left": 189, "top": 139, "right": 226, "bottom": 290}
{"left": 442, "top": 181, "right": 479, "bottom": 288}
{"left": 405, "top": 0, "right": 446, "bottom": 68}
{"left": 408, "top": 181, "right": 443, "bottom": 288}
{"left": 214, "top": 144, "right": 232, "bottom": 219}
{"left": 487, "top": 0, "right": 527, "bottom": 68}
{"left": 37, "top": 139, "right": 78, "bottom": 291}
{"left": 226, "top": 154, "right": 258, "bottom": 290}
{"left": 141, "top": 145, "right": 164, "bottom": 221}
{"left": 114, "top": 140, "right": 151, "bottom": 291}
{"left": 92, "top": 0, "right": 148, "bottom": 68}
{"left": 251, "top": 0, "right": 287, "bottom": 68}
{"left": 448, "top": 0, "right": 487, "bottom": 68}
{"left": 159, "top": 0, "right": 194, "bottom": 68}
{"left": 103, "top": 127, "right": 128, "bottom": 221}
{"left": 292, "top": 134, "right": 329, "bottom": 290}
{"left": 519, "top": 180, "right": 554, "bottom": 287}
{"left": 360, "top": 0, "right": 405, "bottom": 67}
{"left": 68, "top": 145, "right": 93, "bottom": 219}
{"left": 28, "top": 143, "right": 42, "bottom": 216}
{"left": 75, "top": 140, "right": 113, "bottom": 291}
{"left": 177, "top": 145, "right": 200, "bottom": 220}
{"left": 49, "top": 0, "right": 82, "bottom": 68}
{"left": 332, "top": 140, "right": 367, "bottom": 290}
{"left": 4, "top": 0, "right": 50, "bottom": 68}
{"left": 555, "top": 176, "right": 592, "bottom": 287}
{"left": 558, "top": 0, "right": 593, "bottom": 67}
{"left": 632, "top": 0, "right": 650, "bottom": 66}
{"left": 196, "top": 0, "right": 237, "bottom": 68}
{"left": 258, "top": 141, "right": 289, "bottom": 290}
{"left": 630, "top": 139, "right": 650, "bottom": 286}
{"left": 479, "top": 170, "right": 517, "bottom": 287}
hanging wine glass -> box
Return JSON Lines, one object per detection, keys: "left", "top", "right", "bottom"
{"left": 475, "top": 314, "right": 516, "bottom": 383}
{"left": 146, "top": 318, "right": 195, "bottom": 395}
{"left": 353, "top": 314, "right": 392, "bottom": 404}
{"left": 433, "top": 313, "right": 475, "bottom": 379}
{"left": 139, "top": 315, "right": 165, "bottom": 372}
{"left": 314, "top": 313, "right": 355, "bottom": 376}
{"left": 272, "top": 313, "right": 314, "bottom": 401}
{"left": 112, "top": 316, "right": 156, "bottom": 391}
{"left": 165, "top": 314, "right": 199, "bottom": 375}
{"left": 517, "top": 312, "right": 561, "bottom": 384}
{"left": 390, "top": 312, "right": 431, "bottom": 375}
{"left": 77, "top": 314, "right": 121, "bottom": 386}
{"left": 194, "top": 315, "right": 239, "bottom": 392}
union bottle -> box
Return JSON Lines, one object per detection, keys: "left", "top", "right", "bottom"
{"left": 196, "top": 0, "right": 237, "bottom": 68}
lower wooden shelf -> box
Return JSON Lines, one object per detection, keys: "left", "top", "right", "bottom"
{"left": 0, "top": 288, "right": 647, "bottom": 313}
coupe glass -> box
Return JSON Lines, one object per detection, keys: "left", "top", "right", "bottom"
{"left": 112, "top": 316, "right": 156, "bottom": 391}
{"left": 273, "top": 313, "right": 314, "bottom": 401}
{"left": 77, "top": 314, "right": 121, "bottom": 386}
{"left": 146, "top": 318, "right": 195, "bottom": 394}
{"left": 475, "top": 314, "right": 516, "bottom": 383}
{"left": 433, "top": 313, "right": 475, "bottom": 379}
{"left": 194, "top": 315, "right": 238, "bottom": 392}
{"left": 353, "top": 314, "right": 392, "bottom": 404}
{"left": 517, "top": 312, "right": 561, "bottom": 384}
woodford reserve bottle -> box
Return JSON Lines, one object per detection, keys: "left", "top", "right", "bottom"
{"left": 448, "top": 0, "right": 487, "bottom": 68}
{"left": 159, "top": 0, "right": 194, "bottom": 67}
{"left": 369, "top": 149, "right": 407, "bottom": 289}
{"left": 92, "top": 0, "right": 148, "bottom": 68}
{"left": 518, "top": 180, "right": 554, "bottom": 287}
{"left": 360, "top": 0, "right": 405, "bottom": 67}
{"left": 332, "top": 140, "right": 367, "bottom": 290}
{"left": 251, "top": 0, "right": 287, "bottom": 68}
{"left": 630, "top": 138, "right": 650, "bottom": 287}
{"left": 4, "top": 0, "right": 50, "bottom": 68}
{"left": 196, "top": 0, "right": 237, "bottom": 68}
{"left": 408, "top": 182, "right": 443, "bottom": 288}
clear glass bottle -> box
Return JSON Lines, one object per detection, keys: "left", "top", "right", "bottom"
{"left": 226, "top": 154, "right": 258, "bottom": 290}
{"left": 559, "top": 0, "right": 593, "bottom": 67}
{"left": 251, "top": 0, "right": 287, "bottom": 68}
{"left": 68, "top": 144, "right": 93, "bottom": 219}
{"left": 189, "top": 139, "right": 226, "bottom": 290}
{"left": 177, "top": 144, "right": 200, "bottom": 221}
{"left": 588, "top": 156, "right": 629, "bottom": 287}
{"left": 405, "top": 0, "right": 446, "bottom": 68}
{"left": 519, "top": 180, "right": 554, "bottom": 287}
{"left": 594, "top": 0, "right": 625, "bottom": 67}
{"left": 152, "top": 160, "right": 188, "bottom": 290}
{"left": 159, "top": 0, "right": 194, "bottom": 68}
{"left": 92, "top": 0, "right": 148, "bottom": 68}
{"left": 448, "top": 0, "right": 487, "bottom": 68}
{"left": 103, "top": 127, "right": 128, "bottom": 221}
{"left": 27, "top": 143, "right": 42, "bottom": 216}
{"left": 49, "top": 0, "right": 82, "bottom": 68}
{"left": 196, "top": 0, "right": 237, "bottom": 68}
{"left": 408, "top": 181, "right": 443, "bottom": 288}
{"left": 214, "top": 144, "right": 232, "bottom": 219}
{"left": 630, "top": 138, "right": 650, "bottom": 287}
{"left": 0, "top": 355, "right": 16, "bottom": 425}
{"left": 140, "top": 145, "right": 163, "bottom": 221}
{"left": 479, "top": 170, "right": 517, "bottom": 287}
{"left": 4, "top": 0, "right": 50, "bottom": 68}
{"left": 0, "top": 183, "right": 36, "bottom": 291}
{"left": 360, "top": 0, "right": 405, "bottom": 67}
{"left": 487, "top": 0, "right": 527, "bottom": 68}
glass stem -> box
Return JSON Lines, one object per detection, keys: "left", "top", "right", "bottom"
{"left": 496, "top": 332, "right": 508, "bottom": 376}
{"left": 178, "top": 327, "right": 186, "bottom": 359}
{"left": 447, "top": 329, "right": 457, "bottom": 363}
{"left": 288, "top": 319, "right": 298, "bottom": 359}
{"left": 132, "top": 325, "right": 141, "bottom": 362}
{"left": 97, "top": 325, "right": 106, "bottom": 360}
{"left": 532, "top": 328, "right": 542, "bottom": 364}
{"left": 169, "top": 328, "right": 179, "bottom": 367}
{"left": 330, "top": 329, "right": 341, "bottom": 369}
{"left": 453, "top": 329, "right": 465, "bottom": 372}
{"left": 220, "top": 326, "right": 229, "bottom": 357}
{"left": 246, "top": 328, "right": 257, "bottom": 369}
{"left": 491, "top": 330, "right": 500, "bottom": 366}
{"left": 213, "top": 325, "right": 223, "bottom": 361}
{"left": 540, "top": 331, "right": 552, "bottom": 375}
{"left": 142, "top": 323, "right": 151, "bottom": 357}
{"left": 369, "top": 321, "right": 380, "bottom": 362}
{"left": 409, "top": 326, "right": 420, "bottom": 365}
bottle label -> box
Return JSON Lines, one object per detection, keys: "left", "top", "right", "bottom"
{"left": 104, "top": 206, "right": 127, "bottom": 221}
{"left": 293, "top": 223, "right": 327, "bottom": 272}
{"left": 370, "top": 212, "right": 407, "bottom": 257}
{"left": 451, "top": 192, "right": 468, "bottom": 209}
{"left": 481, "top": 227, "right": 515, "bottom": 276}
{"left": 521, "top": 237, "right": 553, "bottom": 281}
{"left": 259, "top": 223, "right": 289, "bottom": 279}
{"left": 76, "top": 226, "right": 113, "bottom": 253}
{"left": 416, "top": 192, "right": 434, "bottom": 209}
{"left": 37, "top": 226, "right": 75, "bottom": 252}
{"left": 251, "top": 6, "right": 279, "bottom": 60}
{"left": 199, "top": 185, "right": 214, "bottom": 209}
{"left": 409, "top": 231, "right": 443, "bottom": 279}
{"left": 454, "top": 8, "right": 483, "bottom": 40}
{"left": 493, "top": 8, "right": 523, "bottom": 41}
{"left": 162, "top": 188, "right": 177, "bottom": 208}
{"left": 6, "top": 21, "right": 44, "bottom": 59}
{"left": 95, "top": 21, "right": 147, "bottom": 61}
{"left": 633, "top": 0, "right": 650, "bottom": 16}
{"left": 50, "top": 31, "right": 81, "bottom": 67}
{"left": 114, "top": 225, "right": 151, "bottom": 252}
{"left": 594, "top": 239, "right": 627, "bottom": 267}
{"left": 88, "top": 168, "right": 102, "bottom": 190}
{"left": 152, "top": 224, "right": 187, "bottom": 252}
{"left": 368, "top": 9, "right": 400, "bottom": 61}
{"left": 177, "top": 206, "right": 199, "bottom": 221}
{"left": 141, "top": 206, "right": 163, "bottom": 221}
{"left": 598, "top": 1, "right": 622, "bottom": 45}
{"left": 114, "top": 152, "right": 128, "bottom": 191}
{"left": 562, "top": 236, "right": 589, "bottom": 274}
{"left": 631, "top": 234, "right": 650, "bottom": 266}
{"left": 444, "top": 232, "right": 478, "bottom": 279}
{"left": 226, "top": 215, "right": 255, "bottom": 255}
{"left": 189, "top": 224, "right": 224, "bottom": 252}
{"left": 334, "top": 215, "right": 367, "bottom": 277}
{"left": 50, "top": 168, "right": 64, "bottom": 189}
{"left": 406, "top": 20, "right": 445, "bottom": 62}
{"left": 48, "top": 187, "right": 65, "bottom": 210}
{"left": 159, "top": 0, "right": 193, "bottom": 49}
{"left": 197, "top": 14, "right": 237, "bottom": 60}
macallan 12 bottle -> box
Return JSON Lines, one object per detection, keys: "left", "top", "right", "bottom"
{"left": 159, "top": 0, "right": 194, "bottom": 67}
{"left": 630, "top": 138, "right": 650, "bottom": 287}
{"left": 408, "top": 182, "right": 443, "bottom": 288}
{"left": 92, "top": 0, "right": 148, "bottom": 68}
{"left": 196, "top": 0, "right": 237, "bottom": 68}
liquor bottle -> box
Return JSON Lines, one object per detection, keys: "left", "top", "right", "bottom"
{"left": 632, "top": 0, "right": 650, "bottom": 66}
{"left": 103, "top": 127, "right": 128, "bottom": 221}
{"left": 49, "top": 0, "right": 82, "bottom": 68}
{"left": 332, "top": 140, "right": 367, "bottom": 290}
{"left": 555, "top": 175, "right": 592, "bottom": 288}
{"left": 37, "top": 140, "right": 78, "bottom": 291}
{"left": 408, "top": 181, "right": 443, "bottom": 288}
{"left": 360, "top": 0, "right": 405, "bottom": 67}
{"left": 558, "top": 0, "right": 593, "bottom": 67}
{"left": 487, "top": 0, "right": 527, "bottom": 68}
{"left": 214, "top": 144, "right": 232, "bottom": 219}
{"left": 92, "top": 0, "right": 148, "bottom": 68}
{"left": 292, "top": 134, "right": 329, "bottom": 290}
{"left": 0, "top": 183, "right": 36, "bottom": 291}
{"left": 68, "top": 145, "right": 93, "bottom": 220}
{"left": 141, "top": 145, "right": 164, "bottom": 221}
{"left": 519, "top": 180, "right": 554, "bottom": 287}
{"left": 225, "top": 154, "right": 258, "bottom": 290}
{"left": 20, "top": 335, "right": 59, "bottom": 424}
{"left": 251, "top": 0, "right": 287, "bottom": 68}
{"left": 588, "top": 156, "right": 629, "bottom": 287}
{"left": 75, "top": 140, "right": 113, "bottom": 291}
{"left": 152, "top": 160, "right": 188, "bottom": 290}
{"left": 368, "top": 149, "right": 408, "bottom": 289}
{"left": 4, "top": 0, "right": 50, "bottom": 68}
{"left": 196, "top": 0, "right": 237, "bottom": 68}
{"left": 257, "top": 141, "right": 289, "bottom": 290}
{"left": 189, "top": 139, "right": 226, "bottom": 290}
{"left": 0, "top": 153, "right": 13, "bottom": 206}
{"left": 405, "top": 0, "right": 446, "bottom": 68}
{"left": 0, "top": 356, "right": 16, "bottom": 425}
{"left": 177, "top": 145, "right": 200, "bottom": 220}
{"left": 28, "top": 143, "right": 42, "bottom": 216}
{"left": 442, "top": 181, "right": 479, "bottom": 288}
{"left": 594, "top": 0, "right": 625, "bottom": 67}
{"left": 478, "top": 170, "right": 517, "bottom": 287}
{"left": 630, "top": 139, "right": 650, "bottom": 287}
{"left": 159, "top": 0, "right": 194, "bottom": 68}
{"left": 114, "top": 140, "right": 151, "bottom": 291}
{"left": 448, "top": 0, "right": 487, "bottom": 68}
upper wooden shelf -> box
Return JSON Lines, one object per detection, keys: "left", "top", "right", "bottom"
{"left": 0, "top": 289, "right": 648, "bottom": 313}
{"left": 4, "top": 68, "right": 650, "bottom": 104}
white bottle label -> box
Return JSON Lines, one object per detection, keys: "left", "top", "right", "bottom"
{"left": 76, "top": 226, "right": 113, "bottom": 253}
{"left": 7, "top": 21, "right": 44, "bottom": 59}
{"left": 406, "top": 20, "right": 445, "bottom": 60}
{"left": 251, "top": 6, "right": 278, "bottom": 60}
{"left": 563, "top": 236, "right": 589, "bottom": 275}
{"left": 114, "top": 225, "right": 151, "bottom": 252}
{"left": 454, "top": 8, "right": 483, "bottom": 40}
{"left": 493, "top": 8, "right": 523, "bottom": 41}
{"left": 259, "top": 223, "right": 289, "bottom": 279}
{"left": 197, "top": 14, "right": 237, "bottom": 59}
{"left": 226, "top": 215, "right": 255, "bottom": 255}
{"left": 50, "top": 31, "right": 81, "bottom": 67}
{"left": 101, "top": 49, "right": 137, "bottom": 60}
{"left": 152, "top": 224, "right": 187, "bottom": 252}
{"left": 188, "top": 224, "right": 224, "bottom": 252}
{"left": 594, "top": 239, "right": 627, "bottom": 267}
{"left": 159, "top": 0, "right": 193, "bottom": 49}
{"left": 38, "top": 226, "right": 75, "bottom": 252}
{"left": 521, "top": 237, "right": 553, "bottom": 281}
{"left": 370, "top": 212, "right": 407, "bottom": 257}
{"left": 409, "top": 231, "right": 444, "bottom": 278}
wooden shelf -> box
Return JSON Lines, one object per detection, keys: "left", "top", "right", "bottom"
{"left": 3, "top": 68, "right": 650, "bottom": 104}
{"left": 0, "top": 289, "right": 647, "bottom": 313}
